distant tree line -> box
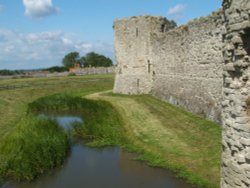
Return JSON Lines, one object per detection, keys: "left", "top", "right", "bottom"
{"left": 0, "top": 69, "right": 24, "bottom": 76}
{"left": 44, "top": 66, "right": 68, "bottom": 73}
{"left": 0, "top": 52, "right": 113, "bottom": 75}
{"left": 62, "top": 51, "right": 113, "bottom": 68}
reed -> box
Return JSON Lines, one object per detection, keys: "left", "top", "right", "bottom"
{"left": 0, "top": 116, "right": 69, "bottom": 181}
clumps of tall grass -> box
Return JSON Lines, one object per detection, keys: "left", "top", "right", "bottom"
{"left": 0, "top": 116, "right": 69, "bottom": 181}
{"left": 29, "top": 93, "right": 126, "bottom": 147}
{"left": 0, "top": 93, "right": 126, "bottom": 182}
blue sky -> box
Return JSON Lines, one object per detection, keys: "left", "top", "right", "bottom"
{"left": 0, "top": 0, "right": 222, "bottom": 70}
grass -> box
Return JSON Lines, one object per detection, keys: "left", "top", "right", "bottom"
{"left": 0, "top": 74, "right": 222, "bottom": 187}
{"left": 0, "top": 92, "right": 126, "bottom": 181}
{"left": 0, "top": 116, "right": 69, "bottom": 181}
{"left": 0, "top": 74, "right": 114, "bottom": 138}
{"left": 0, "top": 74, "right": 114, "bottom": 182}
{"left": 29, "top": 93, "right": 126, "bottom": 147}
{"left": 87, "top": 92, "right": 222, "bottom": 188}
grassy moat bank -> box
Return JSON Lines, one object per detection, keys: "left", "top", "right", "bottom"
{"left": 0, "top": 75, "right": 115, "bottom": 182}
{"left": 0, "top": 75, "right": 221, "bottom": 188}
{"left": 86, "top": 92, "right": 222, "bottom": 188}
{"left": 0, "top": 94, "right": 126, "bottom": 182}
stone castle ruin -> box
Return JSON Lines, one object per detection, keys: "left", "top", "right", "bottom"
{"left": 114, "top": 11, "right": 224, "bottom": 123}
{"left": 113, "top": 0, "right": 250, "bottom": 187}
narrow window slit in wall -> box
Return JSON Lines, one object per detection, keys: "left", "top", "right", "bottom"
{"left": 161, "top": 24, "right": 165, "bottom": 32}
{"left": 136, "top": 28, "right": 139, "bottom": 37}
{"left": 148, "top": 60, "right": 151, "bottom": 73}
{"left": 137, "top": 79, "right": 140, "bottom": 88}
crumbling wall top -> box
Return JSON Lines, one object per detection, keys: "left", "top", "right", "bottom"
{"left": 113, "top": 15, "right": 176, "bottom": 32}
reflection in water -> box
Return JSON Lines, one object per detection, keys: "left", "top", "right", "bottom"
{"left": 38, "top": 114, "right": 83, "bottom": 130}
{"left": 4, "top": 147, "right": 192, "bottom": 188}
{"left": 1, "top": 116, "right": 193, "bottom": 188}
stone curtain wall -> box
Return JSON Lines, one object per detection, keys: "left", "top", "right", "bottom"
{"left": 72, "top": 66, "right": 115, "bottom": 75}
{"left": 151, "top": 11, "right": 224, "bottom": 123}
{"left": 113, "top": 12, "right": 224, "bottom": 123}
{"left": 113, "top": 16, "right": 176, "bottom": 94}
{"left": 113, "top": 1, "right": 250, "bottom": 187}
{"left": 113, "top": 2, "right": 250, "bottom": 187}
{"left": 221, "top": 0, "right": 250, "bottom": 187}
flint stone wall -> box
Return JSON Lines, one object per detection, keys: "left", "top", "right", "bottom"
{"left": 113, "top": 12, "right": 224, "bottom": 123}
{"left": 221, "top": 0, "right": 250, "bottom": 187}
{"left": 151, "top": 11, "right": 224, "bottom": 122}
{"left": 113, "top": 16, "right": 176, "bottom": 94}
{"left": 113, "top": 1, "right": 250, "bottom": 187}
{"left": 72, "top": 66, "right": 115, "bottom": 75}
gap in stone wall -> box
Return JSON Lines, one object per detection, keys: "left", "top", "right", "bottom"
{"left": 136, "top": 28, "right": 139, "bottom": 37}
{"left": 161, "top": 24, "right": 165, "bottom": 32}
{"left": 241, "top": 28, "right": 250, "bottom": 55}
{"left": 246, "top": 158, "right": 250, "bottom": 164}
{"left": 228, "top": 67, "right": 243, "bottom": 79}
{"left": 247, "top": 97, "right": 250, "bottom": 115}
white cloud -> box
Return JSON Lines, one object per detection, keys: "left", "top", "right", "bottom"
{"left": 0, "top": 29, "right": 114, "bottom": 69}
{"left": 167, "top": 4, "right": 186, "bottom": 16}
{"left": 75, "top": 43, "right": 93, "bottom": 52}
{"left": 22, "top": 0, "right": 59, "bottom": 18}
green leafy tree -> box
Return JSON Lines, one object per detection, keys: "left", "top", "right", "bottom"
{"left": 79, "top": 56, "right": 86, "bottom": 67}
{"left": 84, "top": 52, "right": 113, "bottom": 67}
{"left": 62, "top": 52, "right": 80, "bottom": 68}
{"left": 44, "top": 66, "right": 68, "bottom": 73}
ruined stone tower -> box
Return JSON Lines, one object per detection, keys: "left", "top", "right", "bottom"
{"left": 113, "top": 16, "right": 176, "bottom": 94}
{"left": 221, "top": 0, "right": 250, "bottom": 187}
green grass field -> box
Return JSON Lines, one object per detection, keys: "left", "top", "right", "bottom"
{"left": 0, "top": 74, "right": 221, "bottom": 187}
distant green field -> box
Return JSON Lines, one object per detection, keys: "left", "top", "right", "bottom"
{"left": 0, "top": 74, "right": 114, "bottom": 138}
{"left": 0, "top": 74, "right": 221, "bottom": 187}
{"left": 0, "top": 74, "right": 115, "bottom": 181}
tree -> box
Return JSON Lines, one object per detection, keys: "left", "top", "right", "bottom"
{"left": 62, "top": 52, "right": 80, "bottom": 68}
{"left": 79, "top": 56, "right": 86, "bottom": 67}
{"left": 0, "top": 69, "right": 23, "bottom": 75}
{"left": 44, "top": 66, "right": 68, "bottom": 73}
{"left": 84, "top": 52, "right": 113, "bottom": 67}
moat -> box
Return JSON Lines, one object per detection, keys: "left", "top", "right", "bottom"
{"left": 1, "top": 115, "right": 192, "bottom": 188}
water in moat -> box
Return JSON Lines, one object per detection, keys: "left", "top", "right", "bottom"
{"left": 1, "top": 115, "right": 193, "bottom": 188}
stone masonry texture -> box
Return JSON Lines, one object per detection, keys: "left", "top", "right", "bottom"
{"left": 221, "top": 0, "right": 250, "bottom": 187}
{"left": 113, "top": 12, "right": 224, "bottom": 123}
{"left": 113, "top": 16, "right": 176, "bottom": 94}
{"left": 151, "top": 11, "right": 224, "bottom": 123}
{"left": 113, "top": 1, "right": 250, "bottom": 187}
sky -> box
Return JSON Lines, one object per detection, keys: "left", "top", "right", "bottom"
{"left": 0, "top": 0, "right": 222, "bottom": 70}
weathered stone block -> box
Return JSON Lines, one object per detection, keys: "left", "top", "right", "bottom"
{"left": 224, "top": 63, "right": 235, "bottom": 71}
{"left": 232, "top": 35, "right": 243, "bottom": 44}
{"left": 236, "top": 117, "right": 249, "bottom": 124}
{"left": 236, "top": 154, "right": 246, "bottom": 163}
{"left": 240, "top": 138, "right": 250, "bottom": 146}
